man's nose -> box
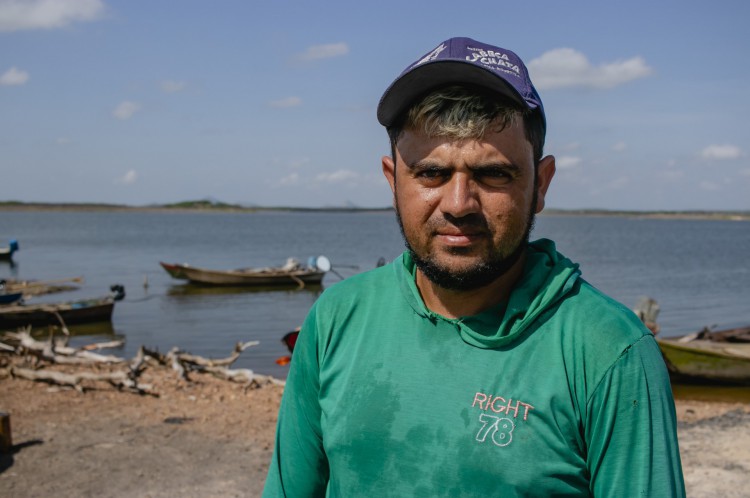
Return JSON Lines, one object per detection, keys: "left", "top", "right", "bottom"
{"left": 440, "top": 173, "right": 480, "bottom": 218}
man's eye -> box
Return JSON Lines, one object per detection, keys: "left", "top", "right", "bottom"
{"left": 416, "top": 169, "right": 448, "bottom": 183}
{"left": 475, "top": 170, "right": 512, "bottom": 187}
{"left": 419, "top": 169, "right": 443, "bottom": 178}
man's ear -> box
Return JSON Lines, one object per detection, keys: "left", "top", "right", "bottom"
{"left": 382, "top": 155, "right": 396, "bottom": 194}
{"left": 534, "top": 155, "right": 556, "bottom": 213}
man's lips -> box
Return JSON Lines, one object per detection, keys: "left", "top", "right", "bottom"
{"left": 435, "top": 230, "right": 485, "bottom": 246}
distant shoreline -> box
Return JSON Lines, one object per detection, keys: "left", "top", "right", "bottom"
{"left": 0, "top": 201, "right": 748, "bottom": 221}
{"left": 0, "top": 201, "right": 393, "bottom": 215}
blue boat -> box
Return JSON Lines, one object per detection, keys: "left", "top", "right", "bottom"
{"left": 0, "top": 292, "right": 23, "bottom": 305}
{"left": 0, "top": 239, "right": 19, "bottom": 261}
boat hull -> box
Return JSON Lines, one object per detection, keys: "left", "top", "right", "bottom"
{"left": 657, "top": 335, "right": 750, "bottom": 385}
{"left": 159, "top": 262, "right": 189, "bottom": 280}
{"left": 0, "top": 240, "right": 19, "bottom": 260}
{"left": 0, "top": 292, "right": 23, "bottom": 305}
{"left": 163, "top": 263, "right": 325, "bottom": 286}
{"left": 0, "top": 300, "right": 115, "bottom": 328}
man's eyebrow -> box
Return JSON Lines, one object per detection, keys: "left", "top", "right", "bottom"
{"left": 469, "top": 162, "right": 522, "bottom": 174}
{"left": 406, "top": 159, "right": 449, "bottom": 170}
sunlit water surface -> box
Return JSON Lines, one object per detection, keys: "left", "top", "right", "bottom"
{"left": 1, "top": 211, "right": 748, "bottom": 384}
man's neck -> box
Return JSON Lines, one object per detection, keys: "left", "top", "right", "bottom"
{"left": 415, "top": 253, "right": 527, "bottom": 319}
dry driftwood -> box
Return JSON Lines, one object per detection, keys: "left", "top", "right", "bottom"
{"left": 200, "top": 365, "right": 284, "bottom": 387}
{"left": 1, "top": 329, "right": 126, "bottom": 365}
{"left": 173, "top": 340, "right": 259, "bottom": 367}
{"left": 138, "top": 341, "right": 259, "bottom": 378}
{"left": 1, "top": 331, "right": 282, "bottom": 394}
{"left": 142, "top": 341, "right": 273, "bottom": 386}
{"left": 4, "top": 345, "right": 152, "bottom": 394}
{"left": 8, "top": 365, "right": 154, "bottom": 395}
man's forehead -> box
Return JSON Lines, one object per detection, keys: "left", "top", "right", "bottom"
{"left": 396, "top": 122, "right": 532, "bottom": 162}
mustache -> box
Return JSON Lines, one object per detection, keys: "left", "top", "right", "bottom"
{"left": 428, "top": 213, "right": 489, "bottom": 233}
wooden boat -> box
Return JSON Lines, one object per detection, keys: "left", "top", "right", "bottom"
{"left": 657, "top": 326, "right": 750, "bottom": 385}
{"left": 0, "top": 239, "right": 19, "bottom": 261}
{"left": 159, "top": 262, "right": 189, "bottom": 280}
{"left": 0, "top": 285, "right": 125, "bottom": 329}
{"left": 159, "top": 257, "right": 329, "bottom": 287}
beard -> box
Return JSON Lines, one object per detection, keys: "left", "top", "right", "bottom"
{"left": 395, "top": 186, "right": 538, "bottom": 292}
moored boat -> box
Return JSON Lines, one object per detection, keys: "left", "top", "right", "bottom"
{"left": 159, "top": 257, "right": 329, "bottom": 287}
{"left": 0, "top": 239, "right": 19, "bottom": 261}
{"left": 0, "top": 285, "right": 125, "bottom": 329}
{"left": 657, "top": 326, "right": 750, "bottom": 385}
{"left": 159, "top": 262, "right": 189, "bottom": 280}
{"left": 0, "top": 292, "right": 23, "bottom": 305}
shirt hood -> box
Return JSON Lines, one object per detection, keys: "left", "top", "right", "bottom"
{"left": 396, "top": 238, "right": 581, "bottom": 349}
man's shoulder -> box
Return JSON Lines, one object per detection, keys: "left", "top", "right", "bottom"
{"left": 546, "top": 280, "right": 665, "bottom": 402}
{"left": 557, "top": 279, "right": 653, "bottom": 347}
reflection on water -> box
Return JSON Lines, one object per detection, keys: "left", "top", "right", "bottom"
{"left": 65, "top": 321, "right": 117, "bottom": 337}
{"left": 0, "top": 258, "right": 19, "bottom": 275}
{"left": 166, "top": 283, "right": 324, "bottom": 297}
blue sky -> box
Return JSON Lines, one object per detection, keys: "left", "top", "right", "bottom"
{"left": 1, "top": 0, "right": 748, "bottom": 211}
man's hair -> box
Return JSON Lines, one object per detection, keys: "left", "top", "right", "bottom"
{"left": 386, "top": 85, "right": 545, "bottom": 164}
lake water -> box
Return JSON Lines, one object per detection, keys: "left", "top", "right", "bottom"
{"left": 1, "top": 210, "right": 748, "bottom": 380}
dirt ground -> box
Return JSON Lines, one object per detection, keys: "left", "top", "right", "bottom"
{"left": 1, "top": 361, "right": 749, "bottom": 498}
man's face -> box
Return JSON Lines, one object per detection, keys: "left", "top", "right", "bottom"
{"left": 382, "top": 119, "right": 555, "bottom": 290}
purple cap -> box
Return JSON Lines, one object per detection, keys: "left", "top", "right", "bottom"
{"left": 377, "top": 37, "right": 545, "bottom": 131}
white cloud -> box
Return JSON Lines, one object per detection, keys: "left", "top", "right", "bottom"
{"left": 700, "top": 144, "right": 743, "bottom": 160}
{"left": 279, "top": 173, "right": 300, "bottom": 186}
{"left": 160, "top": 80, "right": 186, "bottom": 93}
{"left": 116, "top": 169, "right": 138, "bottom": 185}
{"left": 296, "top": 42, "right": 349, "bottom": 61}
{"left": 0, "top": 66, "right": 29, "bottom": 85}
{"left": 113, "top": 101, "right": 140, "bottom": 120}
{"left": 268, "top": 96, "right": 302, "bottom": 108}
{"left": 315, "top": 169, "right": 359, "bottom": 184}
{"left": 589, "top": 176, "right": 630, "bottom": 197}
{"left": 528, "top": 48, "right": 653, "bottom": 90}
{"left": 0, "top": 0, "right": 104, "bottom": 32}
{"left": 273, "top": 168, "right": 383, "bottom": 189}
{"left": 556, "top": 156, "right": 582, "bottom": 170}
{"left": 612, "top": 141, "right": 627, "bottom": 152}
{"left": 56, "top": 137, "right": 70, "bottom": 145}
{"left": 699, "top": 181, "right": 720, "bottom": 191}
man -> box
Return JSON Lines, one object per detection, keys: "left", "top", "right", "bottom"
{"left": 263, "top": 37, "right": 685, "bottom": 497}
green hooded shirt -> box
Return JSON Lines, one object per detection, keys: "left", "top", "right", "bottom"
{"left": 264, "top": 239, "right": 685, "bottom": 497}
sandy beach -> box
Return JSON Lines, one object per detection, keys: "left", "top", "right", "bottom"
{"left": 1, "top": 362, "right": 749, "bottom": 497}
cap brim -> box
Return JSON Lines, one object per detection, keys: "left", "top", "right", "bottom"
{"left": 377, "top": 60, "right": 529, "bottom": 127}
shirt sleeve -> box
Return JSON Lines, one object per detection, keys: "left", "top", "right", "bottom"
{"left": 262, "top": 306, "right": 329, "bottom": 497}
{"left": 585, "top": 335, "right": 686, "bottom": 497}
